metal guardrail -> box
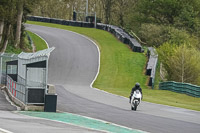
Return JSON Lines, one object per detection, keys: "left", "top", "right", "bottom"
{"left": 146, "top": 47, "right": 158, "bottom": 88}
{"left": 27, "top": 16, "right": 93, "bottom": 28}
{"left": 7, "top": 75, "right": 26, "bottom": 103}
{"left": 27, "top": 16, "right": 143, "bottom": 53}
{"left": 1, "top": 49, "right": 53, "bottom": 107}
{"left": 159, "top": 81, "right": 200, "bottom": 97}
{"left": 7, "top": 75, "right": 45, "bottom": 104}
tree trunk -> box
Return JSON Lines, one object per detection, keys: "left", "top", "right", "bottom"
{"left": 14, "top": 2, "right": 23, "bottom": 48}
{"left": 1, "top": 24, "right": 11, "bottom": 52}
{"left": 103, "top": 0, "right": 113, "bottom": 24}
{"left": 0, "top": 20, "right": 4, "bottom": 45}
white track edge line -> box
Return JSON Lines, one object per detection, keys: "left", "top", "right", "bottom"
{"left": 0, "top": 128, "right": 13, "bottom": 133}
{"left": 26, "top": 28, "right": 49, "bottom": 49}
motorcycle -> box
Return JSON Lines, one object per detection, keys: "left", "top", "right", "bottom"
{"left": 130, "top": 90, "right": 142, "bottom": 111}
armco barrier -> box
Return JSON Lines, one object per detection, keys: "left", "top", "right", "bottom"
{"left": 27, "top": 16, "right": 143, "bottom": 53}
{"left": 27, "top": 16, "right": 93, "bottom": 28}
{"left": 146, "top": 47, "right": 158, "bottom": 88}
{"left": 159, "top": 81, "right": 200, "bottom": 97}
{"left": 96, "top": 23, "right": 143, "bottom": 53}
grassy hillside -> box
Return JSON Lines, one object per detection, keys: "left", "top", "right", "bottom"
{"left": 27, "top": 21, "right": 200, "bottom": 111}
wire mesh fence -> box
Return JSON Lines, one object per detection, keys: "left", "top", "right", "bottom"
{"left": 0, "top": 53, "right": 18, "bottom": 84}
{"left": 0, "top": 48, "right": 54, "bottom": 105}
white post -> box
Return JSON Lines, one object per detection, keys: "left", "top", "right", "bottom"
{"left": 86, "top": 0, "right": 88, "bottom": 17}
{"left": 85, "top": 0, "right": 88, "bottom": 22}
{"left": 25, "top": 67, "right": 28, "bottom": 104}
{"left": 45, "top": 58, "right": 48, "bottom": 94}
{"left": 94, "top": 12, "right": 97, "bottom": 28}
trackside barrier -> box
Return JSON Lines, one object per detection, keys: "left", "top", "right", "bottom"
{"left": 26, "top": 16, "right": 143, "bottom": 53}
{"left": 96, "top": 23, "right": 143, "bottom": 52}
{"left": 146, "top": 47, "right": 158, "bottom": 88}
{"left": 7, "top": 75, "right": 26, "bottom": 103}
{"left": 159, "top": 81, "right": 200, "bottom": 98}
{"left": 27, "top": 16, "right": 93, "bottom": 28}
{"left": 7, "top": 74, "right": 46, "bottom": 105}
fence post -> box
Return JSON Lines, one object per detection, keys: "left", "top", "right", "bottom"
{"left": 15, "top": 82, "right": 16, "bottom": 97}
{"left": 25, "top": 66, "right": 28, "bottom": 104}
{"left": 10, "top": 79, "right": 11, "bottom": 92}
{"left": 12, "top": 81, "right": 13, "bottom": 94}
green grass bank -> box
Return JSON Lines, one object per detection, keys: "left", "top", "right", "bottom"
{"left": 26, "top": 30, "right": 48, "bottom": 51}
{"left": 27, "top": 21, "right": 200, "bottom": 111}
{"left": 5, "top": 30, "right": 47, "bottom": 54}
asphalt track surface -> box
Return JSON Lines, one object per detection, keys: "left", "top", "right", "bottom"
{"left": 24, "top": 24, "right": 200, "bottom": 133}
{"left": 0, "top": 110, "right": 104, "bottom": 133}
{"left": 0, "top": 89, "right": 103, "bottom": 133}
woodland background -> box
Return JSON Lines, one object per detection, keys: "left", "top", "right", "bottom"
{"left": 0, "top": 0, "right": 200, "bottom": 85}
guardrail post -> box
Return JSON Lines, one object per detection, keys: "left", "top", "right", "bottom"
{"left": 14, "top": 82, "right": 16, "bottom": 97}
{"left": 25, "top": 66, "right": 28, "bottom": 104}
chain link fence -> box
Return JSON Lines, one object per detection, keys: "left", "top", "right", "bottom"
{"left": 0, "top": 53, "right": 18, "bottom": 84}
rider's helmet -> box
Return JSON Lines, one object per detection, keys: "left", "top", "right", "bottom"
{"left": 135, "top": 82, "right": 140, "bottom": 88}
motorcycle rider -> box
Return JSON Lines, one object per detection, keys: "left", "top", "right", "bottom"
{"left": 129, "top": 83, "right": 143, "bottom": 103}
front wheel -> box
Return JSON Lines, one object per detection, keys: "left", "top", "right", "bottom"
{"left": 131, "top": 106, "right": 137, "bottom": 111}
{"left": 131, "top": 105, "right": 137, "bottom": 111}
{"left": 134, "top": 106, "right": 137, "bottom": 111}
{"left": 133, "top": 101, "right": 138, "bottom": 111}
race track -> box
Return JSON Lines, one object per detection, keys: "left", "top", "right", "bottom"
{"left": 26, "top": 24, "right": 200, "bottom": 133}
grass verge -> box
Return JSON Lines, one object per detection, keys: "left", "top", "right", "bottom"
{"left": 5, "top": 30, "right": 47, "bottom": 54}
{"left": 26, "top": 30, "right": 48, "bottom": 51}
{"left": 27, "top": 21, "right": 200, "bottom": 111}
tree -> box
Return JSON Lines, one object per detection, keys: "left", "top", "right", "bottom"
{"left": 136, "top": 0, "right": 200, "bottom": 31}
{"left": 0, "top": 0, "right": 8, "bottom": 46}
{"left": 14, "top": 0, "right": 24, "bottom": 48}
{"left": 174, "top": 0, "right": 200, "bottom": 32}
{"left": 158, "top": 43, "right": 200, "bottom": 85}
{"left": 0, "top": 0, "right": 17, "bottom": 52}
{"left": 157, "top": 42, "right": 176, "bottom": 80}
{"left": 112, "top": 0, "right": 137, "bottom": 27}
{"left": 138, "top": 24, "right": 168, "bottom": 46}
{"left": 0, "top": 20, "right": 4, "bottom": 44}
{"left": 101, "top": 0, "right": 115, "bottom": 24}
{"left": 15, "top": 0, "right": 40, "bottom": 48}
{"left": 169, "top": 45, "right": 200, "bottom": 85}
{"left": 0, "top": 0, "right": 40, "bottom": 52}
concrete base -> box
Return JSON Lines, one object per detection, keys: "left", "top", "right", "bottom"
{"left": 25, "top": 105, "right": 44, "bottom": 111}
{"left": 1, "top": 85, "right": 44, "bottom": 111}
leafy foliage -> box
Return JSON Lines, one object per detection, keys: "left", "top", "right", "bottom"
{"left": 0, "top": 0, "right": 39, "bottom": 52}
{"left": 1, "top": 0, "right": 200, "bottom": 85}
{"left": 138, "top": 24, "right": 168, "bottom": 46}
{"left": 158, "top": 43, "right": 200, "bottom": 85}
